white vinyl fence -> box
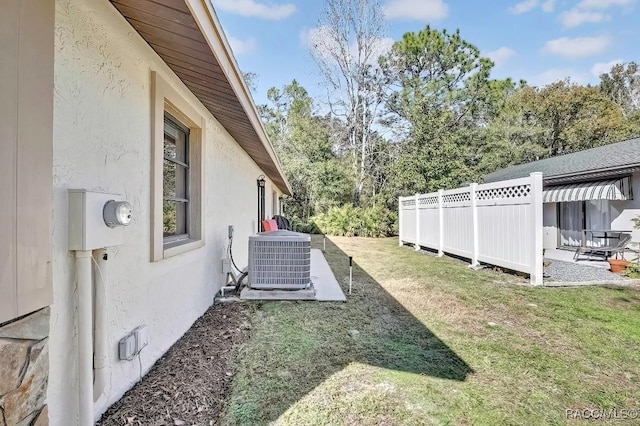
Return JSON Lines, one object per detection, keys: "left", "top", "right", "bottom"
{"left": 399, "top": 173, "right": 544, "bottom": 285}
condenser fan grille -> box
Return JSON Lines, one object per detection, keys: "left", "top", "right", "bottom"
{"left": 248, "top": 231, "right": 311, "bottom": 289}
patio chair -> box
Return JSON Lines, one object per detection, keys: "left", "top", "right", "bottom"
{"left": 574, "top": 233, "right": 632, "bottom": 261}
{"left": 262, "top": 219, "right": 278, "bottom": 232}
{"left": 272, "top": 215, "right": 293, "bottom": 231}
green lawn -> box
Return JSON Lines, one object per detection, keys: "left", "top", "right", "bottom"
{"left": 223, "top": 236, "right": 640, "bottom": 425}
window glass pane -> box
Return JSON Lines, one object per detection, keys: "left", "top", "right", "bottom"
{"left": 163, "top": 115, "right": 190, "bottom": 244}
{"left": 164, "top": 126, "right": 187, "bottom": 163}
{"left": 164, "top": 134, "right": 176, "bottom": 160}
{"left": 163, "top": 201, "right": 187, "bottom": 237}
{"left": 163, "top": 160, "right": 187, "bottom": 199}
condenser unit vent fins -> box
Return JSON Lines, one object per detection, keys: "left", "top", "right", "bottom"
{"left": 248, "top": 230, "right": 311, "bottom": 290}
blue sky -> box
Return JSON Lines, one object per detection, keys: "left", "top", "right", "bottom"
{"left": 213, "top": 0, "right": 639, "bottom": 106}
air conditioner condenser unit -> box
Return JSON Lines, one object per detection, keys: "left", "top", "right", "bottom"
{"left": 248, "top": 230, "right": 311, "bottom": 290}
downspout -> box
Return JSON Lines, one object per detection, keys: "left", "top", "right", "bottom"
{"left": 76, "top": 250, "right": 94, "bottom": 426}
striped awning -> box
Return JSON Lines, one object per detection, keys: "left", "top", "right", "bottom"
{"left": 543, "top": 177, "right": 632, "bottom": 203}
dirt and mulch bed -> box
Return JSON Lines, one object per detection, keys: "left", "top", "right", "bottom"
{"left": 97, "top": 300, "right": 249, "bottom": 426}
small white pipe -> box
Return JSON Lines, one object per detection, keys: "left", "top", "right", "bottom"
{"left": 76, "top": 250, "right": 93, "bottom": 426}
{"left": 349, "top": 256, "right": 353, "bottom": 295}
{"left": 93, "top": 249, "right": 109, "bottom": 404}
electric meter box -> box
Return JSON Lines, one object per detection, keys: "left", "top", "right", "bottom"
{"left": 68, "top": 189, "right": 129, "bottom": 250}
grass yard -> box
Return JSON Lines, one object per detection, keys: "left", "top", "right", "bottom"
{"left": 222, "top": 236, "right": 640, "bottom": 425}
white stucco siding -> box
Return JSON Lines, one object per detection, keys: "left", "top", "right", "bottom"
{"left": 611, "top": 172, "right": 640, "bottom": 242}
{"left": 50, "top": 0, "right": 276, "bottom": 424}
{"left": 543, "top": 203, "right": 558, "bottom": 249}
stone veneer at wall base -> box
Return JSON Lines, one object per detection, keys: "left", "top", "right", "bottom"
{"left": 0, "top": 307, "right": 50, "bottom": 426}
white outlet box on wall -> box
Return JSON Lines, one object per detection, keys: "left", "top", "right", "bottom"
{"left": 132, "top": 325, "right": 148, "bottom": 353}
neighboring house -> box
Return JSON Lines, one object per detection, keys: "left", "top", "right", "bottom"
{"left": 1, "top": 0, "right": 291, "bottom": 425}
{"left": 485, "top": 138, "right": 640, "bottom": 250}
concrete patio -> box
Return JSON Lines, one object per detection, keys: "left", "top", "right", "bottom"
{"left": 544, "top": 248, "right": 610, "bottom": 269}
{"left": 543, "top": 248, "right": 637, "bottom": 283}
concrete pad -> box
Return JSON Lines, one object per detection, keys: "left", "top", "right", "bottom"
{"left": 240, "top": 287, "right": 316, "bottom": 300}
{"left": 239, "top": 249, "right": 346, "bottom": 302}
{"left": 311, "top": 249, "right": 346, "bottom": 302}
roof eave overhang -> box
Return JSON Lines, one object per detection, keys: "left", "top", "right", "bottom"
{"left": 185, "top": 0, "right": 291, "bottom": 195}
{"left": 110, "top": 0, "right": 292, "bottom": 195}
{"left": 543, "top": 165, "right": 640, "bottom": 186}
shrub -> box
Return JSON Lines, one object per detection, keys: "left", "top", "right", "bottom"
{"left": 311, "top": 204, "right": 397, "bottom": 237}
{"left": 625, "top": 263, "right": 640, "bottom": 279}
{"left": 291, "top": 220, "right": 323, "bottom": 234}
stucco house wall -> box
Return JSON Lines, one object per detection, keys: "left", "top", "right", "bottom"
{"left": 611, "top": 172, "right": 640, "bottom": 242}
{"left": 542, "top": 203, "right": 558, "bottom": 250}
{"left": 49, "top": 0, "right": 282, "bottom": 423}
{"left": 541, "top": 172, "right": 640, "bottom": 250}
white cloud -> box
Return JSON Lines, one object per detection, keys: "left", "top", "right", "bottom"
{"left": 487, "top": 47, "right": 516, "bottom": 68}
{"left": 530, "top": 68, "right": 590, "bottom": 86}
{"left": 542, "top": 35, "right": 611, "bottom": 58}
{"left": 591, "top": 59, "right": 624, "bottom": 76}
{"left": 560, "top": 9, "right": 609, "bottom": 27}
{"left": 369, "top": 37, "right": 396, "bottom": 60}
{"left": 542, "top": 0, "right": 556, "bottom": 12}
{"left": 509, "top": 0, "right": 557, "bottom": 13}
{"left": 559, "top": 0, "right": 633, "bottom": 28}
{"left": 383, "top": 0, "right": 449, "bottom": 20}
{"left": 228, "top": 36, "right": 257, "bottom": 55}
{"left": 215, "top": 0, "right": 296, "bottom": 20}
{"left": 578, "top": 0, "right": 633, "bottom": 9}
{"left": 509, "top": 0, "right": 538, "bottom": 14}
{"left": 302, "top": 26, "right": 336, "bottom": 62}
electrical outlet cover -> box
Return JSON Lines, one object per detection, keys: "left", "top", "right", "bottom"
{"left": 118, "top": 334, "right": 136, "bottom": 361}
{"left": 132, "top": 325, "right": 148, "bottom": 354}
{"left": 222, "top": 258, "right": 231, "bottom": 274}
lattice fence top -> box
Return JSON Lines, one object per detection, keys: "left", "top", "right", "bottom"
{"left": 442, "top": 192, "right": 471, "bottom": 203}
{"left": 401, "top": 199, "right": 416, "bottom": 207}
{"left": 418, "top": 196, "right": 438, "bottom": 206}
{"left": 476, "top": 184, "right": 531, "bottom": 200}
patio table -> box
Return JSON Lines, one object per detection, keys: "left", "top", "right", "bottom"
{"left": 578, "top": 230, "right": 632, "bottom": 260}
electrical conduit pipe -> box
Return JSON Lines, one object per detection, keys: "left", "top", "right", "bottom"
{"left": 93, "top": 249, "right": 109, "bottom": 405}
{"left": 76, "top": 248, "right": 111, "bottom": 425}
{"left": 75, "top": 250, "right": 94, "bottom": 425}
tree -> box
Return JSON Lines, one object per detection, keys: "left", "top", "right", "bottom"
{"left": 378, "top": 26, "right": 498, "bottom": 194}
{"left": 476, "top": 82, "right": 547, "bottom": 174}
{"left": 599, "top": 62, "right": 640, "bottom": 115}
{"left": 380, "top": 26, "right": 494, "bottom": 133}
{"left": 242, "top": 71, "right": 259, "bottom": 94}
{"left": 535, "top": 81, "right": 628, "bottom": 155}
{"left": 310, "top": 0, "right": 387, "bottom": 204}
{"left": 478, "top": 79, "right": 639, "bottom": 175}
{"left": 260, "top": 80, "right": 352, "bottom": 221}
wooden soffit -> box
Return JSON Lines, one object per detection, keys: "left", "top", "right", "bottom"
{"left": 110, "top": 0, "right": 291, "bottom": 195}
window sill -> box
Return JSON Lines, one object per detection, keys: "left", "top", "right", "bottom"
{"left": 163, "top": 238, "right": 204, "bottom": 259}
